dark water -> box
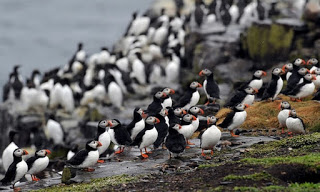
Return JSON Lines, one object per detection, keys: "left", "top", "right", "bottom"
{"left": 0, "top": 0, "right": 154, "bottom": 98}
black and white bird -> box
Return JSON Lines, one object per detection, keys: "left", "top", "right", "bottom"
{"left": 131, "top": 116, "right": 160, "bottom": 158}
{"left": 66, "top": 140, "right": 102, "bottom": 172}
{"left": 283, "top": 67, "right": 310, "bottom": 95}
{"left": 282, "top": 63, "right": 293, "bottom": 81}
{"left": 282, "top": 58, "right": 306, "bottom": 95}
{"left": 167, "top": 107, "right": 186, "bottom": 125}
{"left": 130, "top": 52, "right": 146, "bottom": 85}
{"left": 104, "top": 73, "right": 123, "bottom": 109}
{"left": 126, "top": 108, "right": 147, "bottom": 141}
{"left": 11, "top": 65, "right": 24, "bottom": 100}
{"left": 287, "top": 73, "right": 316, "bottom": 101}
{"left": 67, "top": 144, "right": 79, "bottom": 161}
{"left": 199, "top": 69, "right": 220, "bottom": 105}
{"left": 218, "top": 103, "right": 249, "bottom": 137}
{"left": 224, "top": 86, "right": 258, "bottom": 108}
{"left": 127, "top": 13, "right": 151, "bottom": 36}
{"left": 178, "top": 114, "right": 197, "bottom": 147}
{"left": 311, "top": 68, "right": 320, "bottom": 89}
{"left": 307, "top": 58, "right": 319, "bottom": 74}
{"left": 107, "top": 119, "right": 132, "bottom": 154}
{"left": 312, "top": 89, "right": 320, "bottom": 102}
{"left": 188, "top": 106, "right": 204, "bottom": 143}
{"left": 286, "top": 109, "right": 306, "bottom": 135}
{"left": 2, "top": 73, "right": 14, "bottom": 102}
{"left": 146, "top": 91, "right": 167, "bottom": 115}
{"left": 96, "top": 120, "right": 111, "bottom": 163}
{"left": 261, "top": 68, "right": 284, "bottom": 101}
{"left": 72, "top": 42, "right": 86, "bottom": 63}
{"left": 165, "top": 124, "right": 186, "bottom": 159}
{"left": 45, "top": 114, "right": 65, "bottom": 146}
{"left": 200, "top": 116, "right": 221, "bottom": 159}
{"left": 1, "top": 148, "right": 28, "bottom": 191}
{"left": 26, "top": 149, "right": 51, "bottom": 181}
{"left": 246, "top": 70, "right": 267, "bottom": 91}
{"left": 2, "top": 130, "right": 19, "bottom": 172}
{"left": 153, "top": 108, "right": 169, "bottom": 149}
{"left": 161, "top": 88, "right": 175, "bottom": 108}
{"left": 277, "top": 101, "right": 291, "bottom": 133}
{"left": 175, "top": 81, "right": 202, "bottom": 110}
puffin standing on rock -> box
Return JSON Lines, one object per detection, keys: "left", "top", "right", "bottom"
{"left": 287, "top": 74, "right": 316, "bottom": 102}
{"left": 307, "top": 58, "right": 319, "bottom": 74}
{"left": 126, "top": 108, "right": 147, "bottom": 141}
{"left": 26, "top": 149, "right": 51, "bottom": 181}
{"left": 147, "top": 91, "right": 167, "bottom": 115}
{"left": 224, "top": 86, "right": 258, "bottom": 107}
{"left": 199, "top": 69, "right": 220, "bottom": 105}
{"left": 218, "top": 103, "right": 249, "bottom": 137}
{"left": 153, "top": 109, "right": 169, "bottom": 149}
{"left": 282, "top": 58, "right": 307, "bottom": 95}
{"left": 261, "top": 68, "right": 284, "bottom": 101}
{"left": 66, "top": 140, "right": 102, "bottom": 172}
{"left": 131, "top": 116, "right": 160, "bottom": 158}
{"left": 175, "top": 81, "right": 202, "bottom": 110}
{"left": 286, "top": 109, "right": 306, "bottom": 135}
{"left": 165, "top": 124, "right": 186, "bottom": 159}
{"left": 200, "top": 116, "right": 221, "bottom": 159}
{"left": 178, "top": 114, "right": 198, "bottom": 147}
{"left": 96, "top": 120, "right": 111, "bottom": 163}
{"left": 246, "top": 70, "right": 267, "bottom": 91}
{"left": 2, "top": 130, "right": 19, "bottom": 172}
{"left": 277, "top": 101, "right": 291, "bottom": 133}
{"left": 108, "top": 119, "right": 132, "bottom": 154}
{"left": 1, "top": 148, "right": 29, "bottom": 192}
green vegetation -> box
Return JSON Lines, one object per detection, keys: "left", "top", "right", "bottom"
{"left": 33, "top": 174, "right": 138, "bottom": 192}
{"left": 223, "top": 172, "right": 274, "bottom": 182}
{"left": 233, "top": 183, "right": 320, "bottom": 192}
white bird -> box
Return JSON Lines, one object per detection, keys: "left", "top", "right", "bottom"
{"left": 128, "top": 15, "right": 150, "bottom": 36}
{"left": 45, "top": 116, "right": 64, "bottom": 145}
{"left": 277, "top": 101, "right": 291, "bottom": 133}
{"left": 2, "top": 131, "right": 19, "bottom": 172}
{"left": 200, "top": 116, "right": 221, "bottom": 159}
{"left": 286, "top": 109, "right": 306, "bottom": 135}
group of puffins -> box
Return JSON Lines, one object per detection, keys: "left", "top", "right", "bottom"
{"left": 2, "top": 57, "right": 319, "bottom": 191}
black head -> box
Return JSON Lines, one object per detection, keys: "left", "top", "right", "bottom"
{"left": 86, "top": 140, "right": 102, "bottom": 151}
{"left": 35, "top": 149, "right": 51, "bottom": 157}
{"left": 13, "top": 148, "right": 28, "bottom": 159}
{"left": 107, "top": 119, "right": 121, "bottom": 129}
{"left": 78, "top": 42, "right": 83, "bottom": 50}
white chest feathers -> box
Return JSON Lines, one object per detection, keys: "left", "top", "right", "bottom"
{"left": 98, "top": 131, "right": 111, "bottom": 155}
{"left": 201, "top": 125, "right": 221, "bottom": 149}
{"left": 242, "top": 94, "right": 255, "bottom": 106}
{"left": 286, "top": 117, "right": 305, "bottom": 134}
{"left": 131, "top": 119, "right": 145, "bottom": 140}
{"left": 2, "top": 142, "right": 18, "bottom": 171}
{"left": 228, "top": 111, "right": 247, "bottom": 131}
{"left": 184, "top": 91, "right": 200, "bottom": 110}
{"left": 28, "top": 156, "right": 49, "bottom": 175}
{"left": 139, "top": 128, "right": 158, "bottom": 149}
{"left": 14, "top": 160, "right": 28, "bottom": 183}
{"left": 278, "top": 109, "right": 290, "bottom": 127}
{"left": 249, "top": 79, "right": 263, "bottom": 90}
{"left": 78, "top": 150, "right": 99, "bottom": 168}
{"left": 274, "top": 78, "right": 283, "bottom": 100}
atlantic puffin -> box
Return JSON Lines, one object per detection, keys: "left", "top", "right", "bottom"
{"left": 131, "top": 116, "right": 160, "bottom": 158}
{"left": 66, "top": 140, "right": 102, "bottom": 172}
{"left": 2, "top": 130, "right": 19, "bottom": 172}
{"left": 104, "top": 73, "right": 123, "bottom": 109}
{"left": 178, "top": 114, "right": 197, "bottom": 148}
{"left": 283, "top": 67, "right": 310, "bottom": 96}
{"left": 67, "top": 144, "right": 78, "bottom": 160}
{"left": 199, "top": 69, "right": 220, "bottom": 105}
{"left": 161, "top": 88, "right": 175, "bottom": 108}
{"left": 128, "top": 13, "right": 151, "bottom": 36}
{"left": 246, "top": 70, "right": 267, "bottom": 91}
{"left": 131, "top": 52, "right": 146, "bottom": 85}
{"left": 311, "top": 68, "right": 320, "bottom": 89}
{"left": 218, "top": 103, "right": 249, "bottom": 137}
{"left": 153, "top": 108, "right": 169, "bottom": 149}
{"left": 26, "top": 149, "right": 51, "bottom": 181}
{"left": 286, "top": 109, "right": 306, "bottom": 135}
{"left": 277, "top": 101, "right": 291, "bottom": 133}
{"left": 188, "top": 106, "right": 204, "bottom": 145}
{"left": 282, "top": 58, "right": 306, "bottom": 94}
{"left": 175, "top": 81, "right": 202, "bottom": 110}
{"left": 1, "top": 148, "right": 28, "bottom": 191}
{"left": 126, "top": 108, "right": 147, "bottom": 141}
{"left": 146, "top": 91, "right": 167, "bottom": 115}
{"left": 73, "top": 42, "right": 86, "bottom": 63}
{"left": 45, "top": 114, "right": 65, "bottom": 146}
{"left": 200, "top": 116, "right": 221, "bottom": 159}
{"left": 287, "top": 73, "right": 316, "bottom": 101}
{"left": 165, "top": 124, "right": 186, "bottom": 159}
{"left": 261, "top": 68, "right": 284, "bottom": 101}
{"left": 224, "top": 86, "right": 258, "bottom": 108}
{"left": 96, "top": 120, "right": 111, "bottom": 163}
{"left": 167, "top": 107, "right": 186, "bottom": 125}
{"left": 307, "top": 58, "right": 318, "bottom": 74}
{"left": 107, "top": 119, "right": 132, "bottom": 154}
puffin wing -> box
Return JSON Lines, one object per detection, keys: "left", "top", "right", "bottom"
{"left": 26, "top": 156, "right": 38, "bottom": 170}
{"left": 287, "top": 82, "right": 305, "bottom": 96}
{"left": 262, "top": 79, "right": 277, "bottom": 100}
{"left": 206, "top": 81, "right": 220, "bottom": 99}
{"left": 298, "top": 117, "right": 306, "bottom": 130}
{"left": 1, "top": 162, "right": 17, "bottom": 184}
{"left": 175, "top": 91, "right": 193, "bottom": 108}
{"left": 115, "top": 128, "right": 132, "bottom": 146}
{"left": 131, "top": 128, "right": 146, "bottom": 146}
{"left": 224, "top": 90, "right": 246, "bottom": 107}
{"left": 66, "top": 149, "right": 88, "bottom": 166}
{"left": 218, "top": 111, "right": 235, "bottom": 129}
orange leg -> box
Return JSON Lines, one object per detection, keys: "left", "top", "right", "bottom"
{"left": 230, "top": 130, "right": 239, "bottom": 137}
{"left": 296, "top": 99, "right": 302, "bottom": 102}
{"left": 211, "top": 150, "right": 214, "bottom": 156}
{"left": 115, "top": 147, "right": 123, "bottom": 154}
{"left": 97, "top": 159, "right": 105, "bottom": 163}
{"left": 145, "top": 148, "right": 152, "bottom": 154}
{"left": 84, "top": 168, "right": 95, "bottom": 172}
{"left": 120, "top": 147, "right": 125, "bottom": 153}
{"left": 185, "top": 146, "right": 190, "bottom": 149}
{"left": 14, "top": 187, "right": 21, "bottom": 192}
{"left": 201, "top": 149, "right": 206, "bottom": 157}
{"left": 140, "top": 149, "right": 148, "bottom": 158}
{"left": 290, "top": 98, "right": 295, "bottom": 101}
{"left": 204, "top": 101, "right": 210, "bottom": 105}
{"left": 281, "top": 128, "right": 285, "bottom": 134}
{"left": 187, "top": 140, "right": 195, "bottom": 145}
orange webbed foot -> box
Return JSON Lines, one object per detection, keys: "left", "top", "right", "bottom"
{"left": 187, "top": 140, "right": 195, "bottom": 145}
{"left": 185, "top": 146, "right": 191, "bottom": 149}
{"left": 97, "top": 159, "right": 105, "bottom": 163}
{"left": 14, "top": 187, "right": 21, "bottom": 192}
{"left": 211, "top": 150, "right": 214, "bottom": 156}
{"left": 84, "top": 168, "right": 95, "bottom": 172}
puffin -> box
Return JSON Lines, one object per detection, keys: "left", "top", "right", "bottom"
{"left": 104, "top": 73, "right": 123, "bottom": 109}
{"left": 165, "top": 53, "right": 180, "bottom": 83}
{"left": 107, "top": 119, "right": 132, "bottom": 154}
{"left": 200, "top": 116, "right": 221, "bottom": 159}
{"left": 282, "top": 58, "right": 306, "bottom": 95}
{"left": 283, "top": 67, "right": 310, "bottom": 96}
{"left": 167, "top": 107, "right": 186, "bottom": 125}
{"left": 199, "top": 69, "right": 220, "bottom": 105}
{"left": 96, "top": 120, "right": 111, "bottom": 163}
{"left": 218, "top": 103, "right": 249, "bottom": 137}
{"left": 128, "top": 13, "right": 151, "bottom": 36}
{"left": 246, "top": 70, "right": 267, "bottom": 91}
{"left": 126, "top": 108, "right": 147, "bottom": 141}
{"left": 12, "top": 65, "right": 23, "bottom": 100}
{"left": 261, "top": 68, "right": 284, "bottom": 101}
{"left": 312, "top": 89, "right": 320, "bottom": 102}
{"left": 2, "top": 130, "right": 19, "bottom": 172}
{"left": 153, "top": 108, "right": 169, "bottom": 149}
{"left": 224, "top": 86, "right": 258, "bottom": 108}
{"left": 131, "top": 52, "right": 146, "bottom": 85}
{"left": 165, "top": 124, "right": 186, "bottom": 159}
{"left": 178, "top": 114, "right": 197, "bottom": 148}
{"left": 286, "top": 109, "right": 306, "bottom": 135}
{"left": 277, "top": 101, "right": 291, "bottom": 133}
{"left": 282, "top": 63, "right": 293, "bottom": 81}
{"left": 66, "top": 140, "right": 102, "bottom": 172}
{"left": 131, "top": 116, "right": 160, "bottom": 158}
{"left": 30, "top": 70, "right": 41, "bottom": 89}
{"left": 45, "top": 114, "right": 65, "bottom": 146}
{"left": 67, "top": 144, "right": 79, "bottom": 160}
{"left": 1, "top": 148, "right": 28, "bottom": 191}
{"left": 308, "top": 58, "right": 319, "bottom": 74}
{"left": 26, "top": 149, "right": 51, "bottom": 181}
{"left": 311, "top": 68, "right": 320, "bottom": 89}
{"left": 73, "top": 42, "right": 86, "bottom": 63}
{"left": 188, "top": 106, "right": 205, "bottom": 145}
{"left": 146, "top": 91, "right": 167, "bottom": 115}
{"left": 175, "top": 81, "right": 202, "bottom": 110}
{"left": 194, "top": 0, "right": 205, "bottom": 27}
{"left": 287, "top": 73, "right": 316, "bottom": 101}
{"left": 161, "top": 87, "right": 175, "bottom": 108}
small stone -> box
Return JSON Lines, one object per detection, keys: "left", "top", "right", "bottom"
{"left": 288, "top": 147, "right": 293, "bottom": 151}
{"left": 220, "top": 181, "right": 234, "bottom": 185}
{"left": 239, "top": 149, "right": 245, "bottom": 154}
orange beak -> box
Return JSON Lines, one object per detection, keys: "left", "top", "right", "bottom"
{"left": 97, "top": 141, "right": 102, "bottom": 147}
{"left": 107, "top": 121, "right": 113, "bottom": 127}
{"left": 311, "top": 70, "right": 315, "bottom": 74}
{"left": 199, "top": 70, "right": 204, "bottom": 76}
{"left": 178, "top": 124, "right": 182, "bottom": 129}
{"left": 207, "top": 118, "right": 210, "bottom": 125}
{"left": 162, "top": 93, "right": 167, "bottom": 98}
{"left": 307, "top": 69, "right": 310, "bottom": 73}
{"left": 307, "top": 60, "right": 311, "bottom": 65}
{"left": 155, "top": 118, "right": 160, "bottom": 124}
{"left": 278, "top": 103, "right": 281, "bottom": 110}
{"left": 245, "top": 104, "right": 250, "bottom": 108}
{"left": 253, "top": 88, "right": 259, "bottom": 94}
{"left": 141, "top": 111, "right": 147, "bottom": 119}
{"left": 302, "top": 60, "right": 306, "bottom": 65}
{"left": 165, "top": 110, "right": 168, "bottom": 116}
{"left": 262, "top": 71, "right": 267, "bottom": 76}
{"left": 170, "top": 89, "right": 175, "bottom": 94}
{"left": 312, "top": 75, "right": 317, "bottom": 80}
{"left": 199, "top": 108, "right": 204, "bottom": 115}
{"left": 282, "top": 65, "right": 287, "bottom": 72}
{"left": 182, "top": 109, "right": 187, "bottom": 115}
{"left": 192, "top": 115, "right": 197, "bottom": 121}
{"left": 197, "top": 83, "right": 203, "bottom": 88}
{"left": 23, "top": 150, "right": 29, "bottom": 155}
{"left": 45, "top": 149, "right": 51, "bottom": 155}
{"left": 281, "top": 70, "right": 285, "bottom": 75}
